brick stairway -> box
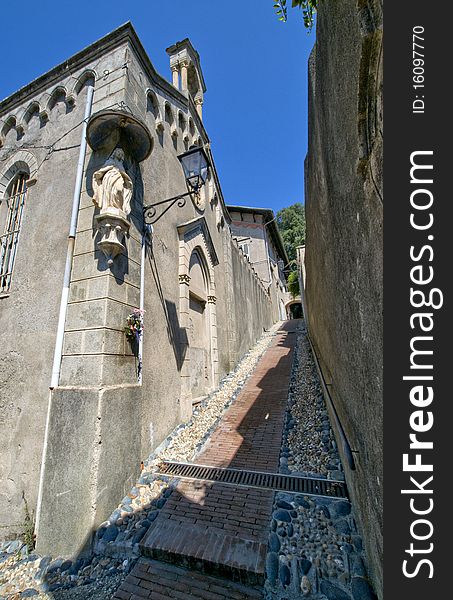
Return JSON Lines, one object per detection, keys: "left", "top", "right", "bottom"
{"left": 113, "top": 321, "right": 297, "bottom": 599}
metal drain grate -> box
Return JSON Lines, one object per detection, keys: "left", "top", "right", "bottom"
{"left": 156, "top": 461, "right": 348, "bottom": 499}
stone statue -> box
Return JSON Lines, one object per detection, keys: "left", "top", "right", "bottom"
{"left": 92, "top": 148, "right": 133, "bottom": 266}
{"left": 92, "top": 147, "right": 133, "bottom": 217}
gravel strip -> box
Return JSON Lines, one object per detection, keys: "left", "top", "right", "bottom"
{"left": 264, "top": 323, "right": 376, "bottom": 600}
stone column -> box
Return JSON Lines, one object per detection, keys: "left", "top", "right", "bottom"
{"left": 207, "top": 294, "right": 219, "bottom": 387}
{"left": 180, "top": 61, "right": 189, "bottom": 91}
{"left": 178, "top": 272, "right": 192, "bottom": 420}
{"left": 171, "top": 64, "right": 180, "bottom": 89}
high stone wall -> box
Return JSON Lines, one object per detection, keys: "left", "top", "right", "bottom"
{"left": 304, "top": 0, "right": 383, "bottom": 597}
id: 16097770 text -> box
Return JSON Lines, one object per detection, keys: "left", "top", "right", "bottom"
{"left": 412, "top": 26, "right": 425, "bottom": 114}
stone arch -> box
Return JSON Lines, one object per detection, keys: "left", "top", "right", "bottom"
{"left": 146, "top": 89, "right": 164, "bottom": 134}
{"left": 285, "top": 298, "right": 302, "bottom": 319}
{"left": 0, "top": 115, "right": 18, "bottom": 147}
{"left": 146, "top": 89, "right": 161, "bottom": 120}
{"left": 72, "top": 69, "right": 96, "bottom": 95}
{"left": 188, "top": 117, "right": 195, "bottom": 137}
{"left": 177, "top": 110, "right": 186, "bottom": 134}
{"left": 164, "top": 102, "right": 177, "bottom": 141}
{"left": 0, "top": 150, "right": 38, "bottom": 201}
{"left": 177, "top": 220, "right": 218, "bottom": 418}
{"left": 164, "top": 102, "right": 174, "bottom": 125}
{"left": 22, "top": 101, "right": 41, "bottom": 125}
{"left": 47, "top": 86, "right": 67, "bottom": 111}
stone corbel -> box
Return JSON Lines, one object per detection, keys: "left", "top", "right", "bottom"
{"left": 179, "top": 274, "right": 191, "bottom": 285}
{"left": 65, "top": 94, "right": 76, "bottom": 109}
{"left": 194, "top": 96, "right": 203, "bottom": 120}
{"left": 95, "top": 208, "right": 130, "bottom": 266}
{"left": 39, "top": 110, "right": 49, "bottom": 124}
{"left": 155, "top": 118, "right": 164, "bottom": 134}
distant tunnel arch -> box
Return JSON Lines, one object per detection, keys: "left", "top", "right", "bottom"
{"left": 285, "top": 299, "right": 303, "bottom": 319}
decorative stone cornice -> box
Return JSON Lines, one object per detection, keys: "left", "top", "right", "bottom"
{"left": 177, "top": 216, "right": 219, "bottom": 267}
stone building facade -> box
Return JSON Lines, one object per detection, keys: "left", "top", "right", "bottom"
{"left": 228, "top": 205, "right": 288, "bottom": 321}
{"left": 303, "top": 1, "right": 383, "bottom": 597}
{"left": 0, "top": 23, "right": 285, "bottom": 556}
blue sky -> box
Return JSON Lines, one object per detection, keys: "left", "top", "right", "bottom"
{"left": 0, "top": 0, "right": 315, "bottom": 214}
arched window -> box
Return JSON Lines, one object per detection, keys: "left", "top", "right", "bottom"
{"left": 164, "top": 103, "right": 174, "bottom": 125}
{"left": 0, "top": 173, "right": 27, "bottom": 293}
{"left": 146, "top": 91, "right": 160, "bottom": 120}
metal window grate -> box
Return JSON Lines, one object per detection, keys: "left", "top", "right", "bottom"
{"left": 156, "top": 461, "right": 348, "bottom": 499}
{"left": 0, "top": 174, "right": 27, "bottom": 294}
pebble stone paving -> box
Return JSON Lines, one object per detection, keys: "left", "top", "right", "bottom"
{"left": 263, "top": 323, "right": 376, "bottom": 600}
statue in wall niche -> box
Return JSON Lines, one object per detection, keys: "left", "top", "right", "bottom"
{"left": 92, "top": 147, "right": 133, "bottom": 266}
{"left": 92, "top": 147, "right": 133, "bottom": 218}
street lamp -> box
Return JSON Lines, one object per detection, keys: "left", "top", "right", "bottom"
{"left": 143, "top": 146, "right": 211, "bottom": 224}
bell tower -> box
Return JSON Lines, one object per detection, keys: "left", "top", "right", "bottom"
{"left": 166, "top": 38, "right": 207, "bottom": 120}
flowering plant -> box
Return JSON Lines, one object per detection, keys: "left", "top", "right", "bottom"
{"left": 125, "top": 309, "right": 145, "bottom": 344}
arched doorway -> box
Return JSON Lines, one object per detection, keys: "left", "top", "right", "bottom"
{"left": 285, "top": 299, "right": 303, "bottom": 319}
{"left": 188, "top": 249, "right": 212, "bottom": 399}
{"left": 289, "top": 303, "right": 303, "bottom": 319}
{"left": 177, "top": 218, "right": 219, "bottom": 420}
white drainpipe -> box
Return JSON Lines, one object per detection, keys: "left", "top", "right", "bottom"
{"left": 138, "top": 224, "right": 152, "bottom": 384}
{"left": 50, "top": 82, "right": 95, "bottom": 388}
{"left": 36, "top": 81, "right": 95, "bottom": 537}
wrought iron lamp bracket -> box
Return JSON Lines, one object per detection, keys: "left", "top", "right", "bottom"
{"left": 143, "top": 189, "right": 199, "bottom": 225}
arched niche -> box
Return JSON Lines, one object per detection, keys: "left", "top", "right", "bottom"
{"left": 177, "top": 217, "right": 219, "bottom": 419}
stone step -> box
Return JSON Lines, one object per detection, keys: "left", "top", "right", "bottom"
{"left": 140, "top": 519, "right": 267, "bottom": 586}
{"left": 113, "top": 557, "right": 263, "bottom": 599}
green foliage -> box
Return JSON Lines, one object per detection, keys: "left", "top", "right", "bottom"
{"left": 273, "top": 0, "right": 317, "bottom": 31}
{"left": 287, "top": 270, "right": 300, "bottom": 298}
{"left": 22, "top": 491, "right": 35, "bottom": 552}
{"left": 276, "top": 202, "right": 306, "bottom": 267}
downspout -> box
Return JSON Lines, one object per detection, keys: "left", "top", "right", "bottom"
{"left": 49, "top": 81, "right": 95, "bottom": 388}
{"left": 138, "top": 224, "right": 151, "bottom": 384}
{"left": 36, "top": 81, "right": 95, "bottom": 537}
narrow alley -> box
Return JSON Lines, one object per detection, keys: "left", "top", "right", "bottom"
{"left": 112, "top": 322, "right": 374, "bottom": 600}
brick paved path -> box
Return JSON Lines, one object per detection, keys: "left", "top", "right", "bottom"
{"left": 113, "top": 322, "right": 297, "bottom": 599}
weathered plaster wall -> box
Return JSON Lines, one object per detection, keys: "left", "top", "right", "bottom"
{"left": 0, "top": 25, "right": 276, "bottom": 555}
{"left": 304, "top": 0, "right": 383, "bottom": 596}
{"left": 229, "top": 241, "right": 273, "bottom": 365}
{"left": 0, "top": 41, "right": 129, "bottom": 539}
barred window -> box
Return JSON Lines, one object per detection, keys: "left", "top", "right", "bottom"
{"left": 0, "top": 173, "right": 27, "bottom": 293}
